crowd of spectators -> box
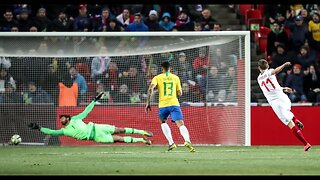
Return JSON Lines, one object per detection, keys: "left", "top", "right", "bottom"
{"left": 0, "top": 4, "right": 222, "bottom": 33}
{"left": 262, "top": 4, "right": 320, "bottom": 103}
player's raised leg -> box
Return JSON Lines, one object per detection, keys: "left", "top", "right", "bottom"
{"left": 271, "top": 101, "right": 311, "bottom": 151}
{"left": 287, "top": 121, "right": 311, "bottom": 151}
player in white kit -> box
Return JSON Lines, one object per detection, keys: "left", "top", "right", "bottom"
{"left": 257, "top": 59, "right": 311, "bottom": 151}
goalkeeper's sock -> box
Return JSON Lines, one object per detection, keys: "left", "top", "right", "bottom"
{"left": 291, "top": 126, "right": 308, "bottom": 145}
{"left": 161, "top": 123, "right": 174, "bottom": 145}
{"left": 179, "top": 125, "right": 191, "bottom": 143}
{"left": 124, "top": 128, "right": 144, "bottom": 135}
{"left": 123, "top": 136, "right": 144, "bottom": 143}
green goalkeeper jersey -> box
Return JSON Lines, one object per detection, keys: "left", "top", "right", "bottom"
{"left": 40, "top": 101, "right": 96, "bottom": 140}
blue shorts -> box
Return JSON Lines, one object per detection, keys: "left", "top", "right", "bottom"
{"left": 158, "top": 106, "right": 184, "bottom": 122}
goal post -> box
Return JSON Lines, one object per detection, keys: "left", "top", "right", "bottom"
{"left": 0, "top": 31, "right": 251, "bottom": 146}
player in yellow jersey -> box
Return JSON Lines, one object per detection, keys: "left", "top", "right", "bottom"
{"left": 146, "top": 61, "right": 195, "bottom": 152}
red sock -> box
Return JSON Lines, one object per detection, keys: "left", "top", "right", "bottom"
{"left": 292, "top": 116, "right": 297, "bottom": 123}
{"left": 291, "top": 126, "right": 308, "bottom": 145}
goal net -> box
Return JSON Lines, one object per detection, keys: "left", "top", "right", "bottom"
{"left": 0, "top": 31, "right": 250, "bottom": 146}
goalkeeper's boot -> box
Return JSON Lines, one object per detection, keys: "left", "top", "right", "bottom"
{"left": 184, "top": 141, "right": 196, "bottom": 152}
{"left": 167, "top": 143, "right": 177, "bottom": 151}
{"left": 143, "top": 137, "right": 152, "bottom": 145}
{"left": 296, "top": 120, "right": 304, "bottom": 130}
{"left": 143, "top": 131, "right": 153, "bottom": 137}
{"left": 304, "top": 143, "right": 311, "bottom": 151}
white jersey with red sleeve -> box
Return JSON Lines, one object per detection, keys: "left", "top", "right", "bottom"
{"left": 257, "top": 68, "right": 284, "bottom": 102}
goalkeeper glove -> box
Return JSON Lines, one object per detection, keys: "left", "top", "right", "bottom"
{"left": 28, "top": 122, "right": 41, "bottom": 130}
{"left": 94, "top": 92, "right": 104, "bottom": 102}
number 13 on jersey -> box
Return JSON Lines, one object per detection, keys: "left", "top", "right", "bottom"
{"left": 163, "top": 82, "right": 173, "bottom": 96}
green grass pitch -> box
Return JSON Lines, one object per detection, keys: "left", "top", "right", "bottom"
{"left": 0, "top": 145, "right": 319, "bottom": 175}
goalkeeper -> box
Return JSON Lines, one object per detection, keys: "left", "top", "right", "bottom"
{"left": 28, "top": 92, "right": 153, "bottom": 145}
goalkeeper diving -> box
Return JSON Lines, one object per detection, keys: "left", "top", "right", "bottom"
{"left": 28, "top": 92, "right": 153, "bottom": 145}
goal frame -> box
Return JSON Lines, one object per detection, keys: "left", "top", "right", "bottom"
{"left": 0, "top": 31, "right": 251, "bottom": 146}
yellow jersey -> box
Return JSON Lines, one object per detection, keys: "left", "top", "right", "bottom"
{"left": 151, "top": 72, "right": 181, "bottom": 108}
{"left": 308, "top": 20, "right": 320, "bottom": 41}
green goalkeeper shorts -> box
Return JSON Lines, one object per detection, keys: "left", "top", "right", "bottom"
{"left": 93, "top": 124, "right": 116, "bottom": 143}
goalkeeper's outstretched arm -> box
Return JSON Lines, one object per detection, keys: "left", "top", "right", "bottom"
{"left": 40, "top": 127, "right": 64, "bottom": 136}
{"left": 71, "top": 100, "right": 96, "bottom": 120}
{"left": 72, "top": 92, "right": 104, "bottom": 120}
{"left": 28, "top": 122, "right": 64, "bottom": 136}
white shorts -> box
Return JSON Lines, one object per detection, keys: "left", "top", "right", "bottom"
{"left": 268, "top": 94, "right": 294, "bottom": 126}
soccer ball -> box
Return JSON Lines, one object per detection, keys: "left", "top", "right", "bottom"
{"left": 10, "top": 134, "right": 22, "bottom": 145}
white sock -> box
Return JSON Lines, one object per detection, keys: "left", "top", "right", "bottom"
{"left": 161, "top": 123, "right": 174, "bottom": 145}
{"left": 179, "top": 125, "right": 191, "bottom": 143}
